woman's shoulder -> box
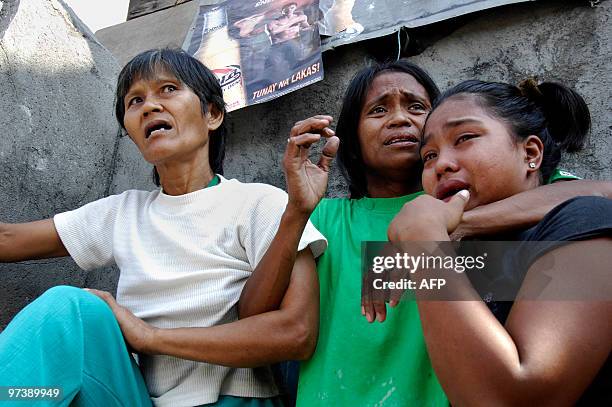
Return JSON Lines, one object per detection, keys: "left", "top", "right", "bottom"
{"left": 317, "top": 197, "right": 351, "bottom": 209}
{"left": 215, "top": 177, "right": 294, "bottom": 219}
{"left": 309, "top": 197, "right": 351, "bottom": 230}
{"left": 77, "top": 189, "right": 155, "bottom": 210}
{"left": 312, "top": 197, "right": 352, "bottom": 217}
{"left": 522, "top": 196, "right": 612, "bottom": 242}
{"left": 551, "top": 195, "right": 612, "bottom": 213}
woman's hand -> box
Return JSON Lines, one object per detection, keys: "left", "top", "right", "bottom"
{"left": 361, "top": 191, "right": 469, "bottom": 324}
{"left": 85, "top": 289, "right": 157, "bottom": 355}
{"left": 388, "top": 190, "right": 470, "bottom": 243}
{"left": 283, "top": 115, "right": 340, "bottom": 215}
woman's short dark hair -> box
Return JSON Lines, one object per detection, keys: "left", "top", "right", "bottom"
{"left": 336, "top": 59, "right": 440, "bottom": 199}
{"left": 115, "top": 48, "right": 227, "bottom": 186}
{"left": 430, "top": 79, "right": 591, "bottom": 183}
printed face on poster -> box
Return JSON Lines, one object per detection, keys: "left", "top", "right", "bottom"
{"left": 183, "top": 0, "right": 323, "bottom": 111}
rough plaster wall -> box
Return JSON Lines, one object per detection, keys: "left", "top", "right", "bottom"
{"left": 96, "top": 1, "right": 200, "bottom": 67}
{"left": 0, "top": 0, "right": 121, "bottom": 328}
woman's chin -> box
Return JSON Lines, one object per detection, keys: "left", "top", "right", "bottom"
{"left": 141, "top": 148, "right": 176, "bottom": 166}
{"left": 390, "top": 152, "right": 421, "bottom": 171}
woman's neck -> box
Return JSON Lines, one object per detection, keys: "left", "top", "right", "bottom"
{"left": 156, "top": 157, "right": 214, "bottom": 196}
{"left": 365, "top": 172, "right": 422, "bottom": 198}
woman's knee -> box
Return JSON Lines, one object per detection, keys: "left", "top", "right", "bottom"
{"left": 39, "top": 285, "right": 115, "bottom": 323}
{"left": 42, "top": 285, "right": 86, "bottom": 300}
{"left": 4, "top": 285, "right": 117, "bottom": 344}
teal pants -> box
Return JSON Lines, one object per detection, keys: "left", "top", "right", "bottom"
{"left": 0, "top": 285, "right": 151, "bottom": 406}
{"left": 0, "top": 286, "right": 282, "bottom": 407}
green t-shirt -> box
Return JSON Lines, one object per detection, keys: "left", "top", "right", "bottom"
{"left": 297, "top": 191, "right": 448, "bottom": 407}
{"left": 548, "top": 169, "right": 581, "bottom": 183}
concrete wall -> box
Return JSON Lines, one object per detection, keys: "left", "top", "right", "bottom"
{"left": 0, "top": 0, "right": 121, "bottom": 328}
{"left": 1, "top": 0, "right": 610, "bottom": 328}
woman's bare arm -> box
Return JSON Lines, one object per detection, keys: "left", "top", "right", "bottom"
{"left": 456, "top": 180, "right": 612, "bottom": 238}
{"left": 418, "top": 238, "right": 612, "bottom": 407}
{"left": 89, "top": 248, "right": 320, "bottom": 367}
{"left": 238, "top": 206, "right": 310, "bottom": 318}
{"left": 238, "top": 115, "right": 338, "bottom": 318}
{"left": 0, "top": 219, "right": 68, "bottom": 262}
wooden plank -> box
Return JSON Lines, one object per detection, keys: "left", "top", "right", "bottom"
{"left": 128, "top": 0, "right": 193, "bottom": 20}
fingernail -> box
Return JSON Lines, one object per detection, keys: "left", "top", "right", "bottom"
{"left": 366, "top": 312, "right": 373, "bottom": 323}
{"left": 361, "top": 305, "right": 365, "bottom": 316}
{"left": 376, "top": 314, "right": 384, "bottom": 322}
{"left": 457, "top": 189, "right": 470, "bottom": 200}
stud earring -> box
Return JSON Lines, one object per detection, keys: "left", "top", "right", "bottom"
{"left": 529, "top": 162, "right": 536, "bottom": 169}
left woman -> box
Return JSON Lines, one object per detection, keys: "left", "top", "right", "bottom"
{"left": 389, "top": 79, "right": 612, "bottom": 405}
{"left": 0, "top": 48, "right": 336, "bottom": 406}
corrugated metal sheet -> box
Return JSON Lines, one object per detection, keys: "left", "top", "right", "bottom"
{"left": 127, "top": 0, "right": 192, "bottom": 20}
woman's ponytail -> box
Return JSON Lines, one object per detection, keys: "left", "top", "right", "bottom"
{"left": 536, "top": 81, "right": 591, "bottom": 153}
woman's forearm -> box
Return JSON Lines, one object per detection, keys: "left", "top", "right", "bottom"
{"left": 238, "top": 205, "right": 310, "bottom": 318}
{"left": 0, "top": 219, "right": 68, "bottom": 262}
{"left": 89, "top": 251, "right": 320, "bottom": 368}
{"left": 149, "top": 253, "right": 320, "bottom": 368}
{"left": 405, "top": 237, "right": 526, "bottom": 405}
{"left": 417, "top": 299, "right": 526, "bottom": 406}
{"left": 459, "top": 180, "right": 612, "bottom": 238}
{"left": 391, "top": 205, "right": 529, "bottom": 404}
{"left": 416, "top": 239, "right": 612, "bottom": 406}
{"left": 149, "top": 307, "right": 316, "bottom": 368}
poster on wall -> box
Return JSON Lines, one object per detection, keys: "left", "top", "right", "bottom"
{"left": 184, "top": 0, "right": 323, "bottom": 111}
{"left": 318, "top": 0, "right": 535, "bottom": 50}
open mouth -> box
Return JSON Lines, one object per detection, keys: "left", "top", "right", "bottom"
{"left": 145, "top": 120, "right": 173, "bottom": 139}
{"left": 384, "top": 134, "right": 419, "bottom": 146}
{"left": 435, "top": 180, "right": 471, "bottom": 202}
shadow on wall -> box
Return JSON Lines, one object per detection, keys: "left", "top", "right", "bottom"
{"left": 0, "top": 0, "right": 19, "bottom": 38}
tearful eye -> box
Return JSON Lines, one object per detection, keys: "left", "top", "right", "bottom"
{"left": 163, "top": 84, "right": 177, "bottom": 93}
{"left": 422, "top": 151, "right": 437, "bottom": 163}
{"left": 370, "top": 106, "right": 387, "bottom": 115}
{"left": 456, "top": 134, "right": 477, "bottom": 144}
